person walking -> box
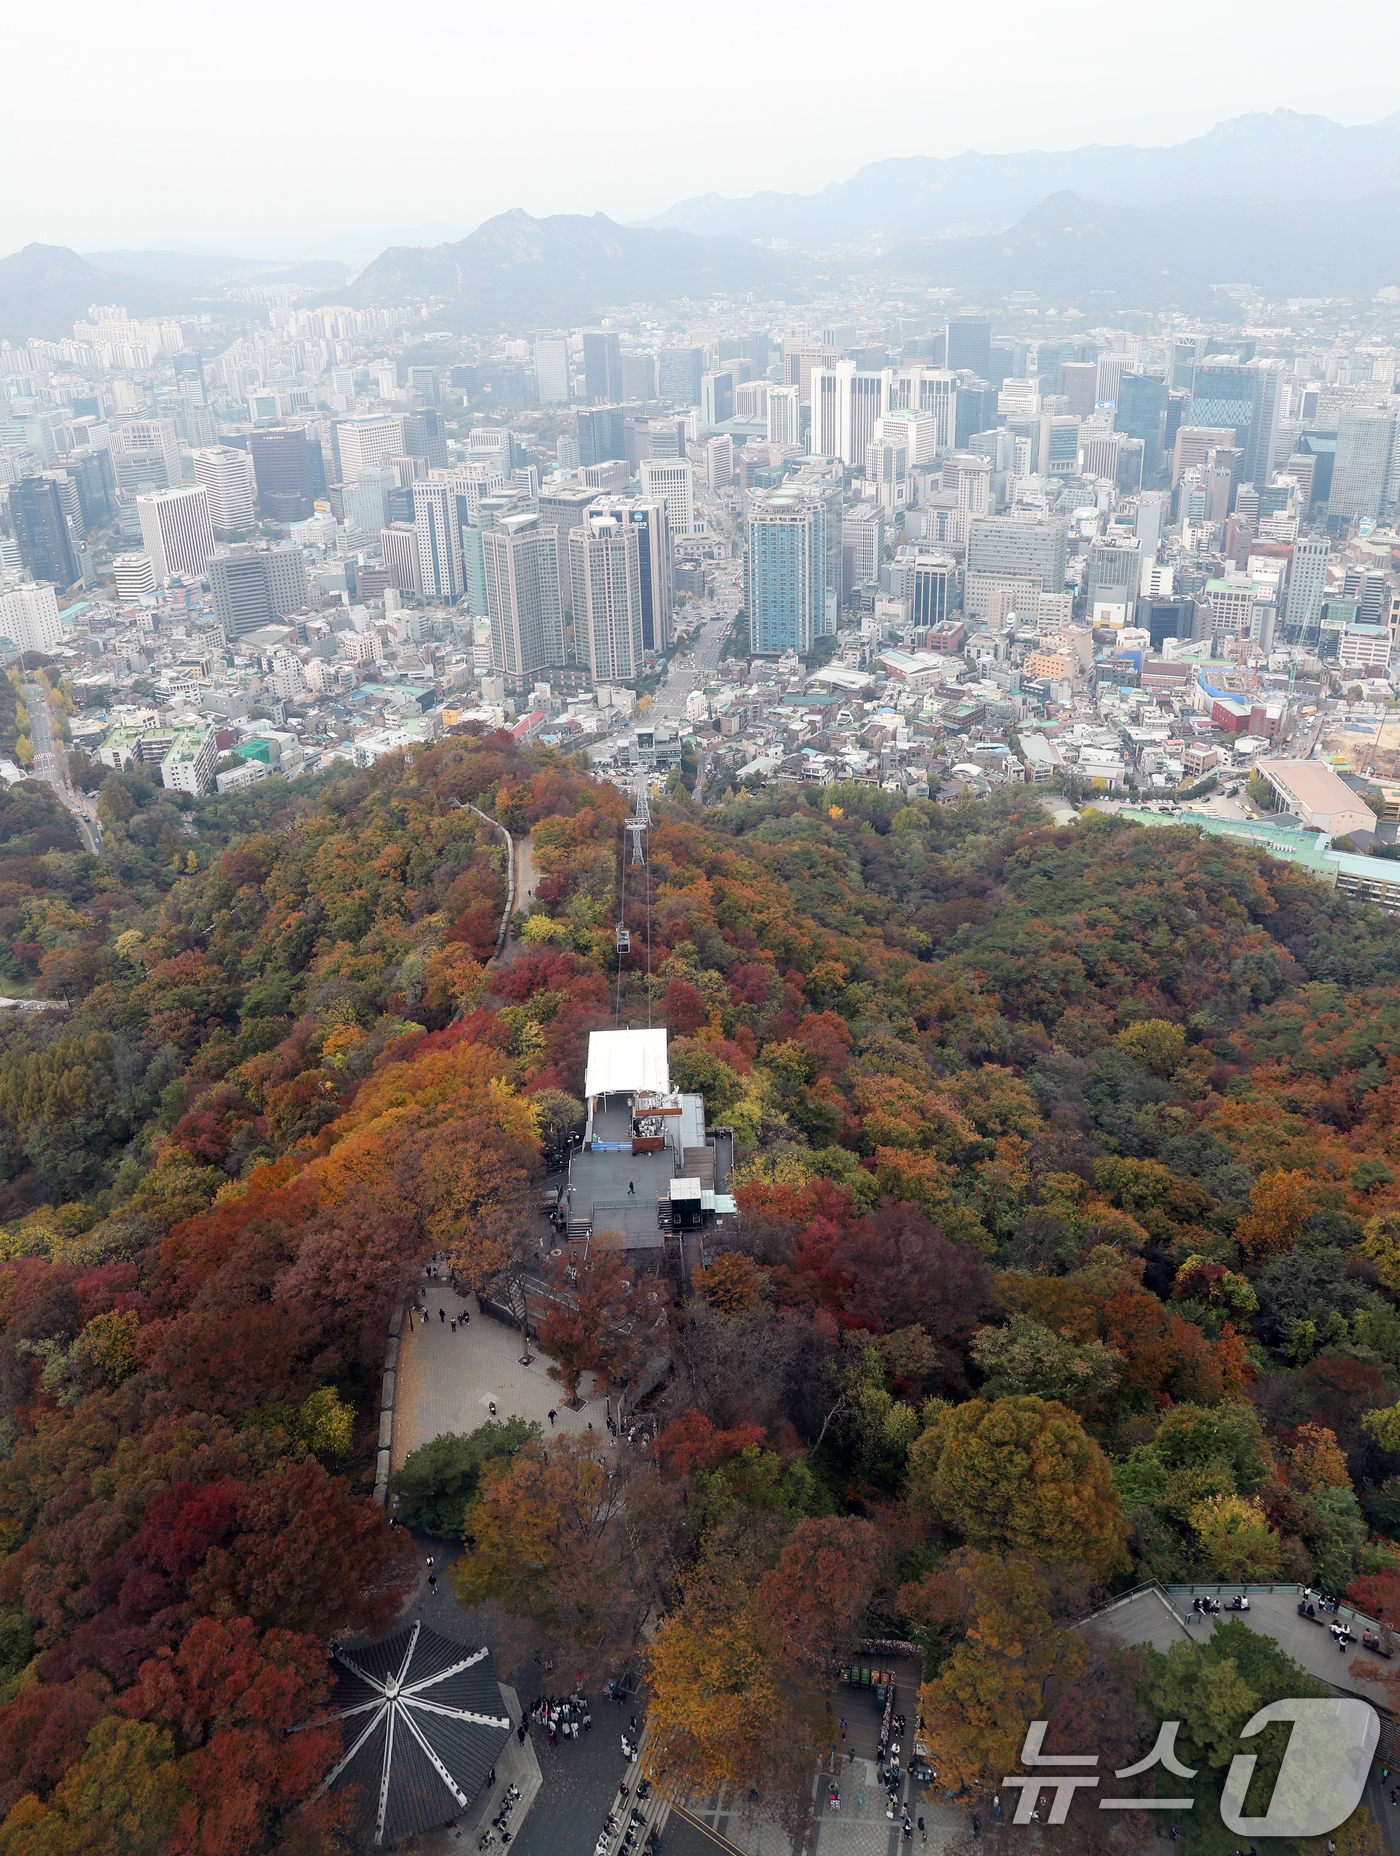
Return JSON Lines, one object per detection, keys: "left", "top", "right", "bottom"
{"left": 439, "top": 1308, "right": 445, "bottom": 1323}
{"left": 628, "top": 1181, "right": 635, "bottom": 1196}
{"left": 548, "top": 1410, "right": 556, "bottom": 1427}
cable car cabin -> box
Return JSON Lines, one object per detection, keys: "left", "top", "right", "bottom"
{"left": 615, "top": 925, "right": 631, "bottom": 952}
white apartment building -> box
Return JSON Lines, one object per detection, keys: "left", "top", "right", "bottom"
{"left": 137, "top": 485, "right": 217, "bottom": 582}
{"left": 192, "top": 447, "right": 256, "bottom": 532}
{"left": 0, "top": 582, "right": 63, "bottom": 654}
{"left": 111, "top": 418, "right": 181, "bottom": 487}
{"left": 886, "top": 368, "right": 958, "bottom": 451}
{"left": 484, "top": 513, "right": 565, "bottom": 690}
{"left": 638, "top": 458, "right": 696, "bottom": 536}
{"left": 707, "top": 435, "right": 734, "bottom": 489}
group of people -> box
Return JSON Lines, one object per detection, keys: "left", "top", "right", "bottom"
{"left": 528, "top": 1692, "right": 591, "bottom": 1745}
{"left": 596, "top": 1775, "right": 654, "bottom": 1856}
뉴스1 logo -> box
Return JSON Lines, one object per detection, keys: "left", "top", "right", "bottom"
{"left": 1001, "top": 1700, "right": 1379, "bottom": 1835}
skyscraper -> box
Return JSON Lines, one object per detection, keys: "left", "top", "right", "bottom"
{"left": 1283, "top": 535, "right": 1329, "bottom": 643}
{"left": 533, "top": 336, "right": 570, "bottom": 405}
{"left": 701, "top": 372, "right": 734, "bottom": 428}
{"left": 137, "top": 486, "right": 217, "bottom": 582}
{"left": 657, "top": 347, "right": 703, "bottom": 407}
{"left": 637, "top": 459, "right": 695, "bottom": 537}
{"left": 945, "top": 316, "right": 992, "bottom": 377}
{"left": 810, "top": 363, "right": 888, "bottom": 467}
{"left": 577, "top": 406, "right": 629, "bottom": 468}
{"left": 767, "top": 385, "right": 800, "bottom": 448}
{"left": 909, "top": 554, "right": 956, "bottom": 628}
{"left": 6, "top": 477, "right": 79, "bottom": 587}
{"left": 111, "top": 419, "right": 181, "bottom": 491}
{"left": 582, "top": 331, "right": 622, "bottom": 404}
{"left": 569, "top": 513, "right": 644, "bottom": 684}
{"left": 248, "top": 427, "right": 316, "bottom": 522}
{"left": 747, "top": 488, "right": 824, "bottom": 656}
{"left": 484, "top": 514, "right": 564, "bottom": 690}
{"left": 192, "top": 447, "right": 256, "bottom": 532}
{"left": 954, "top": 382, "right": 999, "bottom": 450}
{"left": 1115, "top": 374, "right": 1169, "bottom": 475}
{"left": 1330, "top": 406, "right": 1395, "bottom": 524}
{"left": 412, "top": 479, "right": 464, "bottom": 600}
{"left": 207, "top": 543, "right": 307, "bottom": 639}
{"left": 598, "top": 499, "right": 673, "bottom": 652}
{"left": 336, "top": 415, "right": 400, "bottom": 484}
{"left": 1188, "top": 359, "right": 1279, "bottom": 485}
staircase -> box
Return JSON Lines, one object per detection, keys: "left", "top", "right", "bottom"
{"left": 681, "top": 1146, "right": 715, "bottom": 1188}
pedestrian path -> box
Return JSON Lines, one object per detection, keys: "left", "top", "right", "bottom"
{"left": 392, "top": 1274, "right": 609, "bottom": 1471}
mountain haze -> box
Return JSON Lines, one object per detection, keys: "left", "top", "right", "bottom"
{"left": 643, "top": 110, "right": 1400, "bottom": 248}
{"left": 344, "top": 208, "right": 804, "bottom": 322}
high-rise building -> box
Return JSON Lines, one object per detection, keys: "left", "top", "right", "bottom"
{"left": 342, "top": 471, "right": 393, "bottom": 539}
{"left": 484, "top": 513, "right": 564, "bottom": 690}
{"left": 1329, "top": 406, "right": 1395, "bottom": 524}
{"left": 767, "top": 385, "right": 800, "bottom": 448}
{"left": 701, "top": 372, "right": 734, "bottom": 428}
{"left": 622, "top": 353, "right": 656, "bottom": 402}
{"left": 747, "top": 487, "right": 825, "bottom": 656}
{"left": 657, "top": 347, "right": 703, "bottom": 407}
{"left": 192, "top": 447, "right": 256, "bottom": 532}
{"left": 582, "top": 331, "right": 622, "bottom": 404}
{"left": 1189, "top": 361, "right": 1258, "bottom": 461}
{"left": 208, "top": 543, "right": 307, "bottom": 638}
{"left": 533, "top": 336, "right": 570, "bottom": 405}
{"left": 1283, "top": 535, "right": 1329, "bottom": 643}
{"left": 577, "top": 406, "right": 629, "bottom": 468}
{"left": 966, "top": 517, "right": 1068, "bottom": 593}
{"left": 0, "top": 582, "right": 63, "bottom": 654}
{"left": 569, "top": 513, "right": 644, "bottom": 684}
{"left": 637, "top": 458, "right": 695, "bottom": 538}
{"left": 707, "top": 435, "right": 734, "bottom": 489}
{"left": 865, "top": 439, "right": 907, "bottom": 514}
{"left": 379, "top": 523, "right": 421, "bottom": 595}
{"left": 136, "top": 486, "right": 216, "bottom": 582}
{"left": 412, "top": 478, "right": 464, "bottom": 601}
{"left": 841, "top": 505, "right": 885, "bottom": 604}
{"left": 400, "top": 411, "right": 450, "bottom": 472}
{"left": 1059, "top": 362, "right": 1098, "bottom": 417}
{"left": 6, "top": 477, "right": 80, "bottom": 587}
{"left": 111, "top": 418, "right": 181, "bottom": 491}
{"left": 909, "top": 554, "right": 957, "bottom": 628}
{"left": 1086, "top": 536, "right": 1142, "bottom": 620}
{"left": 248, "top": 427, "right": 316, "bottom": 522}
{"left": 538, "top": 482, "right": 602, "bottom": 616}
{"left": 336, "top": 415, "right": 400, "bottom": 484}
{"left": 1115, "top": 374, "right": 1169, "bottom": 475}
{"left": 612, "top": 499, "right": 672, "bottom": 653}
{"left": 112, "top": 553, "right": 157, "bottom": 602}
{"left": 811, "top": 363, "right": 888, "bottom": 467}
{"left": 954, "top": 382, "right": 999, "bottom": 450}
{"left": 945, "top": 316, "right": 991, "bottom": 378}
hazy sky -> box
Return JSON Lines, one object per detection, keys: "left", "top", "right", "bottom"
{"left": 5, "top": 0, "right": 1395, "bottom": 260}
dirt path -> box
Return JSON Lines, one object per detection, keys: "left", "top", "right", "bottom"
{"left": 514, "top": 831, "right": 536, "bottom": 910}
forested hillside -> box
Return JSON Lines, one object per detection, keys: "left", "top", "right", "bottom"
{"left": 2, "top": 737, "right": 1400, "bottom": 1851}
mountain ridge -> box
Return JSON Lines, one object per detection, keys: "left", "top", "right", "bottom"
{"left": 640, "top": 110, "right": 1400, "bottom": 248}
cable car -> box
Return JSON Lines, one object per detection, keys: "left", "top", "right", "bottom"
{"left": 615, "top": 925, "right": 631, "bottom": 952}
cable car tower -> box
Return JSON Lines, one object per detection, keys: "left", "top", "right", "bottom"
{"left": 615, "top": 768, "right": 654, "bottom": 1024}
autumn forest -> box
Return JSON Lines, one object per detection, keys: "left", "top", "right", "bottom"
{"left": 2, "top": 731, "right": 1400, "bottom": 1852}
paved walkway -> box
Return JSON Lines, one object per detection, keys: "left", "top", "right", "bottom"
{"left": 393, "top": 1274, "right": 610, "bottom": 1473}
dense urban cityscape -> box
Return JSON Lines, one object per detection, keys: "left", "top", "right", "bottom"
{"left": 4, "top": 22, "right": 1400, "bottom": 1855}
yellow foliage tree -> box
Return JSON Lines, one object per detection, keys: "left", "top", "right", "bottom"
{"left": 1234, "top": 1168, "right": 1312, "bottom": 1265}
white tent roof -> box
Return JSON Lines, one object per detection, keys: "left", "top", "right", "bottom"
{"left": 584, "top": 1027, "right": 670, "bottom": 1101}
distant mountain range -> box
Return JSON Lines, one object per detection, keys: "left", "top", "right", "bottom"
{"left": 343, "top": 209, "right": 804, "bottom": 322}
{"left": 6, "top": 112, "right": 1400, "bottom": 345}
{"left": 877, "top": 189, "right": 1400, "bottom": 310}
{"left": 643, "top": 110, "right": 1400, "bottom": 247}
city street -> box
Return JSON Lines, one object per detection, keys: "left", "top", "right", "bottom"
{"left": 21, "top": 683, "right": 102, "bottom": 854}
{"left": 588, "top": 613, "right": 732, "bottom": 765}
